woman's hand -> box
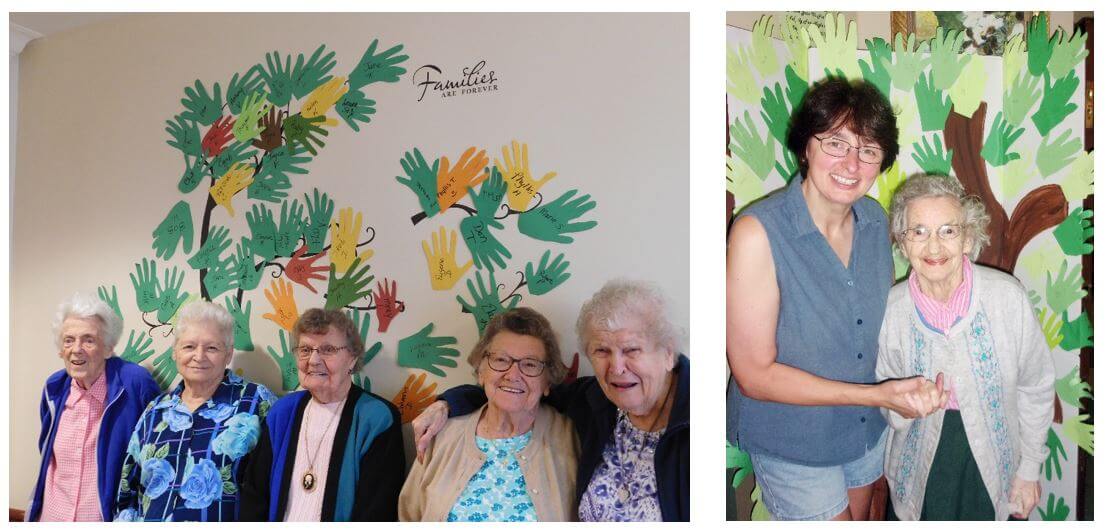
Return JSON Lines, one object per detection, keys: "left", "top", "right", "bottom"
{"left": 411, "top": 400, "right": 449, "bottom": 463}
{"left": 877, "top": 373, "right": 949, "bottom": 418}
{"left": 1008, "top": 478, "right": 1041, "bottom": 519}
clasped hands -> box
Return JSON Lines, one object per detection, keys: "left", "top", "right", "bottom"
{"left": 883, "top": 372, "right": 950, "bottom": 419}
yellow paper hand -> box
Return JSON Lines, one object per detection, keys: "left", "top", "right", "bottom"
{"left": 329, "top": 206, "right": 365, "bottom": 274}
{"left": 209, "top": 163, "right": 255, "bottom": 216}
{"left": 262, "top": 278, "right": 299, "bottom": 332}
{"left": 300, "top": 76, "right": 349, "bottom": 120}
{"left": 437, "top": 147, "right": 488, "bottom": 212}
{"left": 392, "top": 372, "right": 438, "bottom": 424}
{"left": 494, "top": 140, "right": 557, "bottom": 212}
{"left": 422, "top": 225, "right": 473, "bottom": 291}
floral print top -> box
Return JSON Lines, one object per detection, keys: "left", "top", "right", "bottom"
{"left": 447, "top": 432, "right": 538, "bottom": 522}
{"left": 114, "top": 371, "right": 276, "bottom": 521}
{"left": 579, "top": 410, "right": 663, "bottom": 522}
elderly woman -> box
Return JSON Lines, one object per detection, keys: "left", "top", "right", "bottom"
{"left": 28, "top": 293, "right": 160, "bottom": 521}
{"left": 877, "top": 174, "right": 1054, "bottom": 520}
{"left": 114, "top": 301, "right": 276, "bottom": 521}
{"left": 415, "top": 280, "right": 689, "bottom": 521}
{"left": 240, "top": 308, "right": 405, "bottom": 521}
{"left": 400, "top": 307, "right": 578, "bottom": 522}
{"left": 726, "top": 77, "right": 947, "bottom": 521}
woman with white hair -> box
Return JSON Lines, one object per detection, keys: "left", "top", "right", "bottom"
{"left": 114, "top": 301, "right": 276, "bottom": 521}
{"left": 413, "top": 279, "right": 690, "bottom": 521}
{"left": 27, "top": 292, "right": 161, "bottom": 521}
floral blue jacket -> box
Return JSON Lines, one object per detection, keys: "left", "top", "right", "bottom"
{"left": 114, "top": 371, "right": 276, "bottom": 521}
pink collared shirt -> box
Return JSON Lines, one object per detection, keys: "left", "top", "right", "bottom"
{"left": 40, "top": 371, "right": 108, "bottom": 521}
{"left": 908, "top": 255, "right": 973, "bottom": 410}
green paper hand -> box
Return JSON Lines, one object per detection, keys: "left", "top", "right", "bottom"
{"left": 231, "top": 91, "right": 271, "bottom": 143}
{"left": 760, "top": 82, "right": 791, "bottom": 145}
{"left": 1042, "top": 428, "right": 1067, "bottom": 480}
{"left": 231, "top": 238, "right": 262, "bottom": 291}
{"left": 883, "top": 33, "right": 928, "bottom": 91}
{"left": 324, "top": 257, "right": 374, "bottom": 310}
{"left": 180, "top": 80, "right": 223, "bottom": 126}
{"left": 949, "top": 54, "right": 985, "bottom": 117}
{"left": 129, "top": 258, "right": 161, "bottom": 313}
{"left": 223, "top": 296, "right": 254, "bottom": 351}
{"left": 525, "top": 249, "right": 570, "bottom": 296}
{"left": 1045, "top": 259, "right": 1086, "bottom": 315}
{"left": 1031, "top": 72, "right": 1079, "bottom": 136}
{"left": 858, "top": 37, "right": 891, "bottom": 98}
{"left": 261, "top": 144, "right": 311, "bottom": 182}
{"left": 1047, "top": 28, "right": 1089, "bottom": 80}
{"left": 981, "top": 112, "right": 1024, "bottom": 167}
{"left": 291, "top": 44, "right": 337, "bottom": 100}
{"left": 155, "top": 266, "right": 189, "bottom": 323}
{"left": 119, "top": 330, "right": 157, "bottom": 364}
{"left": 727, "top": 152, "right": 767, "bottom": 203}
{"left": 726, "top": 441, "right": 752, "bottom": 488}
{"left": 875, "top": 160, "right": 907, "bottom": 213}
{"left": 151, "top": 200, "right": 194, "bottom": 260}
{"left": 203, "top": 256, "right": 238, "bottom": 299}
{"left": 929, "top": 27, "right": 971, "bottom": 90}
{"left": 807, "top": 13, "right": 861, "bottom": 80}
{"left": 1053, "top": 207, "right": 1093, "bottom": 256}
{"left": 177, "top": 155, "right": 207, "bottom": 194}
{"left": 783, "top": 65, "right": 807, "bottom": 111}
{"left": 165, "top": 114, "right": 203, "bottom": 157}
{"left": 225, "top": 65, "right": 264, "bottom": 115}
{"left": 750, "top": 15, "right": 779, "bottom": 77}
{"left": 352, "top": 373, "right": 371, "bottom": 392}
{"left": 459, "top": 215, "right": 511, "bottom": 270}
{"left": 187, "top": 225, "right": 232, "bottom": 271}
{"left": 780, "top": 17, "right": 809, "bottom": 82}
{"left": 396, "top": 148, "right": 441, "bottom": 218}
{"left": 248, "top": 168, "right": 291, "bottom": 204}
{"left": 517, "top": 189, "right": 598, "bottom": 244}
{"left": 209, "top": 141, "right": 256, "bottom": 180}
{"left": 1059, "top": 150, "right": 1094, "bottom": 202}
{"left": 1037, "top": 493, "right": 1070, "bottom": 521}
{"left": 774, "top": 149, "right": 799, "bottom": 183}
{"left": 469, "top": 166, "right": 507, "bottom": 219}
{"left": 275, "top": 199, "right": 304, "bottom": 257}
{"left": 1055, "top": 366, "right": 1092, "bottom": 407}
{"left": 914, "top": 72, "right": 953, "bottom": 132}
{"left": 266, "top": 329, "right": 300, "bottom": 391}
{"left": 346, "top": 309, "right": 383, "bottom": 367}
{"left": 260, "top": 51, "right": 293, "bottom": 107}
{"left": 335, "top": 88, "right": 376, "bottom": 132}
{"left": 1037, "top": 307, "right": 1064, "bottom": 350}
{"left": 1062, "top": 414, "right": 1094, "bottom": 455}
{"left": 282, "top": 113, "right": 329, "bottom": 157}
{"left": 1003, "top": 70, "right": 1042, "bottom": 129}
{"left": 1003, "top": 33, "right": 1027, "bottom": 87}
{"left": 349, "top": 39, "right": 409, "bottom": 89}
{"left": 397, "top": 323, "right": 459, "bottom": 378}
{"left": 150, "top": 346, "right": 179, "bottom": 390}
{"left": 1060, "top": 310, "right": 1093, "bottom": 351}
{"left": 246, "top": 203, "right": 278, "bottom": 260}
{"left": 726, "top": 45, "right": 759, "bottom": 104}
{"left": 729, "top": 110, "right": 776, "bottom": 180}
{"left": 1037, "top": 129, "right": 1082, "bottom": 178}
{"left": 911, "top": 134, "right": 953, "bottom": 176}
{"left": 98, "top": 285, "right": 122, "bottom": 320}
{"left": 456, "top": 270, "right": 520, "bottom": 336}
{"left": 1026, "top": 14, "right": 1056, "bottom": 77}
{"left": 303, "top": 188, "right": 335, "bottom": 253}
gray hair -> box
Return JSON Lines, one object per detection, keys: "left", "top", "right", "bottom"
{"left": 575, "top": 279, "right": 682, "bottom": 362}
{"left": 53, "top": 292, "right": 124, "bottom": 352}
{"left": 890, "top": 173, "right": 991, "bottom": 259}
{"left": 174, "top": 301, "right": 235, "bottom": 353}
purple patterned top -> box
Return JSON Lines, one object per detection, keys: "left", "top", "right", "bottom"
{"left": 578, "top": 410, "right": 663, "bottom": 521}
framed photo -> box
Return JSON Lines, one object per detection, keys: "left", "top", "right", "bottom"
{"left": 890, "top": 11, "right": 1048, "bottom": 55}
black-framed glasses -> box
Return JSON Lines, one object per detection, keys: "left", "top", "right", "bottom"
{"left": 813, "top": 135, "right": 884, "bottom": 164}
{"left": 296, "top": 345, "right": 349, "bottom": 359}
{"left": 901, "top": 224, "right": 963, "bottom": 242}
{"left": 484, "top": 352, "right": 547, "bottom": 377}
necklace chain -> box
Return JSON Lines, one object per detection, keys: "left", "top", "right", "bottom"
{"left": 301, "top": 398, "right": 341, "bottom": 491}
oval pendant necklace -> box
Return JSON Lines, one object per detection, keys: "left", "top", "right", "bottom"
{"left": 302, "top": 399, "right": 340, "bottom": 491}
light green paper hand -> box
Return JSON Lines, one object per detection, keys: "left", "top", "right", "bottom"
{"left": 1059, "top": 150, "right": 1094, "bottom": 202}
{"left": 914, "top": 72, "right": 952, "bottom": 132}
{"left": 929, "top": 27, "right": 972, "bottom": 90}
{"left": 225, "top": 65, "right": 264, "bottom": 115}
{"left": 807, "top": 13, "right": 861, "bottom": 80}
{"left": 335, "top": 88, "right": 376, "bottom": 132}
{"left": 875, "top": 160, "right": 907, "bottom": 213}
{"left": 291, "top": 44, "right": 337, "bottom": 100}
{"left": 1031, "top": 72, "right": 1079, "bottom": 136}
{"left": 324, "top": 257, "right": 374, "bottom": 310}
{"left": 456, "top": 270, "right": 520, "bottom": 336}
{"left": 726, "top": 45, "right": 759, "bottom": 104}
{"left": 265, "top": 329, "right": 300, "bottom": 391}
{"left": 1003, "top": 33, "right": 1027, "bottom": 87}
{"left": 949, "top": 54, "right": 985, "bottom": 117}
{"left": 1062, "top": 414, "right": 1094, "bottom": 455}
{"left": 729, "top": 110, "right": 776, "bottom": 179}
{"left": 180, "top": 80, "right": 223, "bottom": 126}
{"left": 911, "top": 134, "right": 953, "bottom": 176}
{"left": 1045, "top": 259, "right": 1086, "bottom": 315}
{"left": 727, "top": 152, "right": 766, "bottom": 203}
{"left": 223, "top": 296, "right": 254, "bottom": 351}
{"left": 1046, "top": 28, "right": 1089, "bottom": 80}
{"left": 349, "top": 39, "right": 409, "bottom": 89}
{"left": 981, "top": 112, "right": 1025, "bottom": 167}
{"left": 1053, "top": 207, "right": 1093, "bottom": 256}
{"left": 750, "top": 15, "right": 779, "bottom": 77}
{"left": 1037, "top": 493, "right": 1071, "bottom": 521}
{"left": 187, "top": 225, "right": 232, "bottom": 271}
{"left": 129, "top": 258, "right": 161, "bottom": 313}
{"left": 165, "top": 114, "right": 203, "bottom": 158}
{"left": 155, "top": 266, "right": 189, "bottom": 323}
{"left": 780, "top": 17, "right": 809, "bottom": 82}
{"left": 1060, "top": 310, "right": 1093, "bottom": 351}
{"left": 726, "top": 441, "right": 752, "bottom": 488}
{"left": 999, "top": 158, "right": 1035, "bottom": 202}
{"left": 246, "top": 203, "right": 278, "bottom": 260}
{"left": 98, "top": 285, "right": 122, "bottom": 320}
{"left": 1019, "top": 245, "right": 1063, "bottom": 281}
{"left": 397, "top": 323, "right": 460, "bottom": 378}
{"left": 883, "top": 33, "right": 928, "bottom": 91}
{"left": 1055, "top": 366, "right": 1092, "bottom": 407}
{"left": 517, "top": 189, "right": 598, "bottom": 244}
{"left": 760, "top": 82, "right": 791, "bottom": 145}
{"left": 231, "top": 238, "right": 263, "bottom": 291}
{"left": 1003, "top": 70, "right": 1042, "bottom": 129}
{"left": 1037, "top": 307, "right": 1063, "bottom": 350}
{"left": 120, "top": 330, "right": 157, "bottom": 364}
{"left": 231, "top": 91, "right": 271, "bottom": 143}
{"left": 1037, "top": 129, "right": 1082, "bottom": 178}
{"left": 892, "top": 92, "right": 920, "bottom": 147}
{"left": 303, "top": 188, "right": 335, "bottom": 253}
{"left": 1026, "top": 14, "right": 1056, "bottom": 77}
{"left": 525, "top": 249, "right": 571, "bottom": 296}
{"left": 151, "top": 200, "right": 194, "bottom": 260}
{"left": 858, "top": 37, "right": 892, "bottom": 98}
{"left": 1042, "top": 427, "right": 1067, "bottom": 481}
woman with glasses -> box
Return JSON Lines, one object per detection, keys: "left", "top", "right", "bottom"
{"left": 877, "top": 175, "right": 1053, "bottom": 520}
{"left": 399, "top": 307, "right": 579, "bottom": 521}
{"left": 240, "top": 308, "right": 405, "bottom": 521}
{"left": 726, "top": 77, "right": 946, "bottom": 520}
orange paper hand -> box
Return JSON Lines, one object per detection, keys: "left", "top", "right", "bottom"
{"left": 392, "top": 372, "right": 439, "bottom": 424}
{"left": 262, "top": 278, "right": 299, "bottom": 331}
{"left": 437, "top": 146, "right": 488, "bottom": 212}
{"left": 494, "top": 140, "right": 557, "bottom": 211}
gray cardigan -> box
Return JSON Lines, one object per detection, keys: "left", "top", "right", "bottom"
{"left": 876, "top": 263, "right": 1054, "bottom": 521}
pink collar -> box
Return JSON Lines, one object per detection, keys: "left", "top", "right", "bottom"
{"left": 908, "top": 255, "right": 973, "bottom": 334}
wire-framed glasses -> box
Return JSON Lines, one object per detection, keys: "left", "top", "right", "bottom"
{"left": 296, "top": 345, "right": 349, "bottom": 359}
{"left": 813, "top": 135, "right": 884, "bottom": 164}
{"left": 901, "top": 224, "right": 963, "bottom": 242}
{"left": 484, "top": 352, "right": 547, "bottom": 377}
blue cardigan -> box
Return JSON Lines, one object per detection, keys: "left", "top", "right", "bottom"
{"left": 28, "top": 356, "right": 160, "bottom": 521}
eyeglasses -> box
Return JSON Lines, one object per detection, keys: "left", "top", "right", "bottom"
{"left": 484, "top": 353, "right": 547, "bottom": 377}
{"left": 296, "top": 345, "right": 349, "bottom": 359}
{"left": 813, "top": 135, "right": 884, "bottom": 164}
{"left": 901, "top": 224, "right": 963, "bottom": 242}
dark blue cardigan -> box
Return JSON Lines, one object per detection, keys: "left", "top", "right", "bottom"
{"left": 29, "top": 357, "right": 160, "bottom": 521}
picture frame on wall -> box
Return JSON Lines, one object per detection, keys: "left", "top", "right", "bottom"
{"left": 890, "top": 11, "right": 1049, "bottom": 55}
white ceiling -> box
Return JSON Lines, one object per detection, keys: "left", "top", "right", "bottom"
{"left": 10, "top": 12, "right": 123, "bottom": 38}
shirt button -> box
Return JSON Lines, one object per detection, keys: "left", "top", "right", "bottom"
{"left": 860, "top": 417, "right": 867, "bottom": 423}
{"left": 857, "top": 353, "right": 863, "bottom": 359}
{"left": 847, "top": 280, "right": 854, "bottom": 286}
{"left": 857, "top": 319, "right": 863, "bottom": 325}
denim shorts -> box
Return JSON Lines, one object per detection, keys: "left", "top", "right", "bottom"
{"left": 750, "top": 428, "right": 888, "bottom": 521}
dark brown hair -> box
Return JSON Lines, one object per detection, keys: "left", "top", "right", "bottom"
{"left": 786, "top": 77, "right": 899, "bottom": 176}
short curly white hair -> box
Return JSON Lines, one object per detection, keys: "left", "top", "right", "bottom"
{"left": 174, "top": 300, "right": 236, "bottom": 353}
{"left": 890, "top": 173, "right": 991, "bottom": 260}
{"left": 575, "top": 279, "right": 683, "bottom": 363}
{"left": 53, "top": 292, "right": 123, "bottom": 353}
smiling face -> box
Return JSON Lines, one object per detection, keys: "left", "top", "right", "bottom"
{"left": 58, "top": 316, "right": 110, "bottom": 388}
{"left": 296, "top": 325, "right": 358, "bottom": 402}
{"left": 803, "top": 126, "right": 884, "bottom": 207}
{"left": 585, "top": 313, "right": 675, "bottom": 418}
{"left": 903, "top": 196, "right": 972, "bottom": 292}
{"left": 478, "top": 330, "right": 550, "bottom": 415}
{"left": 173, "top": 320, "right": 233, "bottom": 390}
